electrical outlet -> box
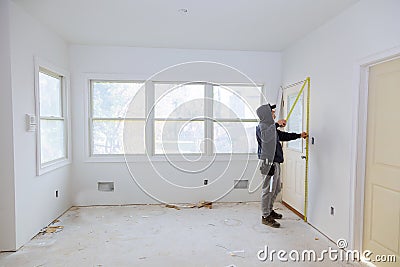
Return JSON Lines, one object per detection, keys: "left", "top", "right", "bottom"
{"left": 330, "top": 206, "right": 334, "bottom": 215}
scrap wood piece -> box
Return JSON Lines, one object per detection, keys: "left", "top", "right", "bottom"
{"left": 169, "top": 201, "right": 213, "bottom": 209}
{"left": 180, "top": 204, "right": 197, "bottom": 208}
{"left": 165, "top": 204, "right": 181, "bottom": 210}
{"left": 197, "top": 201, "right": 212, "bottom": 209}
{"left": 164, "top": 201, "right": 213, "bottom": 209}
{"left": 43, "top": 225, "right": 64, "bottom": 234}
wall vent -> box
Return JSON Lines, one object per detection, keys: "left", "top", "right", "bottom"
{"left": 234, "top": 180, "right": 248, "bottom": 189}
{"left": 98, "top": 182, "right": 114, "bottom": 192}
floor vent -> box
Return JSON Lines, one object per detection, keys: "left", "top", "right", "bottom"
{"left": 98, "top": 182, "right": 114, "bottom": 192}
{"left": 234, "top": 180, "right": 248, "bottom": 189}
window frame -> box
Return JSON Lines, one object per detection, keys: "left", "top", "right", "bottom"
{"left": 89, "top": 79, "right": 146, "bottom": 156}
{"left": 34, "top": 57, "right": 71, "bottom": 175}
{"left": 86, "top": 77, "right": 264, "bottom": 161}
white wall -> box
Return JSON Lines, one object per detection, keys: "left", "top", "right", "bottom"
{"left": 9, "top": 1, "right": 72, "bottom": 249}
{"left": 282, "top": 0, "right": 400, "bottom": 245}
{"left": 11, "top": 0, "right": 396, "bottom": 252}
{"left": 70, "top": 45, "right": 281, "bottom": 205}
{"left": 0, "top": 0, "right": 17, "bottom": 251}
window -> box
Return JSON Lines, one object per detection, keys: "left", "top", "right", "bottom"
{"left": 36, "top": 63, "right": 70, "bottom": 175}
{"left": 90, "top": 81, "right": 145, "bottom": 155}
{"left": 89, "top": 80, "right": 263, "bottom": 157}
{"left": 154, "top": 83, "right": 205, "bottom": 154}
{"left": 213, "top": 85, "right": 260, "bottom": 153}
{"left": 287, "top": 94, "right": 303, "bottom": 151}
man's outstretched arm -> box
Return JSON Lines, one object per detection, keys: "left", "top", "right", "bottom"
{"left": 277, "top": 130, "right": 308, "bottom": 141}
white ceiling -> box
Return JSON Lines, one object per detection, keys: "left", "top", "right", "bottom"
{"left": 13, "top": 0, "right": 359, "bottom": 51}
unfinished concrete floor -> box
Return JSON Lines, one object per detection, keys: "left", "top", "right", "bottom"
{"left": 0, "top": 202, "right": 363, "bottom": 267}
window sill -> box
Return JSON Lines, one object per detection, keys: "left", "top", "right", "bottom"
{"left": 37, "top": 158, "right": 71, "bottom": 176}
{"left": 85, "top": 154, "right": 259, "bottom": 163}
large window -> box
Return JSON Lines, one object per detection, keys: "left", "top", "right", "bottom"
{"left": 89, "top": 80, "right": 262, "bottom": 157}
{"left": 36, "top": 64, "right": 70, "bottom": 174}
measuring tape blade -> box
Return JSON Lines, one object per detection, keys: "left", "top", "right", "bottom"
{"left": 304, "top": 77, "right": 310, "bottom": 222}
{"left": 285, "top": 79, "right": 308, "bottom": 121}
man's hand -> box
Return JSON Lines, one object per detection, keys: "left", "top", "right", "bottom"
{"left": 301, "top": 132, "right": 308, "bottom": 139}
{"left": 277, "top": 119, "right": 286, "bottom": 127}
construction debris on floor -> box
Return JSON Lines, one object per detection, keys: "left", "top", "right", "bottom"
{"left": 38, "top": 219, "right": 64, "bottom": 234}
{"left": 39, "top": 225, "right": 64, "bottom": 234}
{"left": 165, "top": 200, "right": 213, "bottom": 210}
{"left": 0, "top": 202, "right": 363, "bottom": 267}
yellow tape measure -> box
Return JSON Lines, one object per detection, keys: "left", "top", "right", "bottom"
{"left": 284, "top": 77, "right": 310, "bottom": 222}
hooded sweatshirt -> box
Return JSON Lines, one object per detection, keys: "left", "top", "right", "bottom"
{"left": 256, "top": 104, "right": 301, "bottom": 163}
{"left": 255, "top": 104, "right": 276, "bottom": 162}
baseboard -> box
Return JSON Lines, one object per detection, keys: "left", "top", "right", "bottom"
{"left": 282, "top": 201, "right": 303, "bottom": 219}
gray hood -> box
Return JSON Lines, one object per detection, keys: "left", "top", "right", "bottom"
{"left": 256, "top": 104, "right": 276, "bottom": 162}
{"left": 256, "top": 104, "right": 274, "bottom": 126}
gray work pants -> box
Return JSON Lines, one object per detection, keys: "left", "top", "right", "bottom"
{"left": 261, "top": 162, "right": 281, "bottom": 217}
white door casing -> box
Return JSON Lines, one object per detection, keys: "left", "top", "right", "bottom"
{"left": 363, "top": 57, "right": 400, "bottom": 266}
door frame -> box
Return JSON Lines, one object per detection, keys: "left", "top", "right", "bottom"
{"left": 351, "top": 45, "right": 400, "bottom": 251}
{"left": 281, "top": 85, "right": 306, "bottom": 215}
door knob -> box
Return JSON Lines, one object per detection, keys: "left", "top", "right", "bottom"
{"left": 301, "top": 156, "right": 306, "bottom": 159}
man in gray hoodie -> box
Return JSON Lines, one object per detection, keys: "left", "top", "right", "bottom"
{"left": 256, "top": 104, "right": 307, "bottom": 228}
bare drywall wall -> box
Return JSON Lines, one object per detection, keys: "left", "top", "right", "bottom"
{"left": 0, "top": 0, "right": 17, "bottom": 252}
{"left": 9, "top": 1, "right": 72, "bottom": 249}
{"left": 69, "top": 45, "right": 282, "bottom": 205}
{"left": 282, "top": 0, "right": 400, "bottom": 245}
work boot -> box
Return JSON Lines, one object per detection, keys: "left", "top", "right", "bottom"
{"left": 262, "top": 215, "right": 280, "bottom": 228}
{"left": 270, "top": 210, "right": 283, "bottom": 219}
